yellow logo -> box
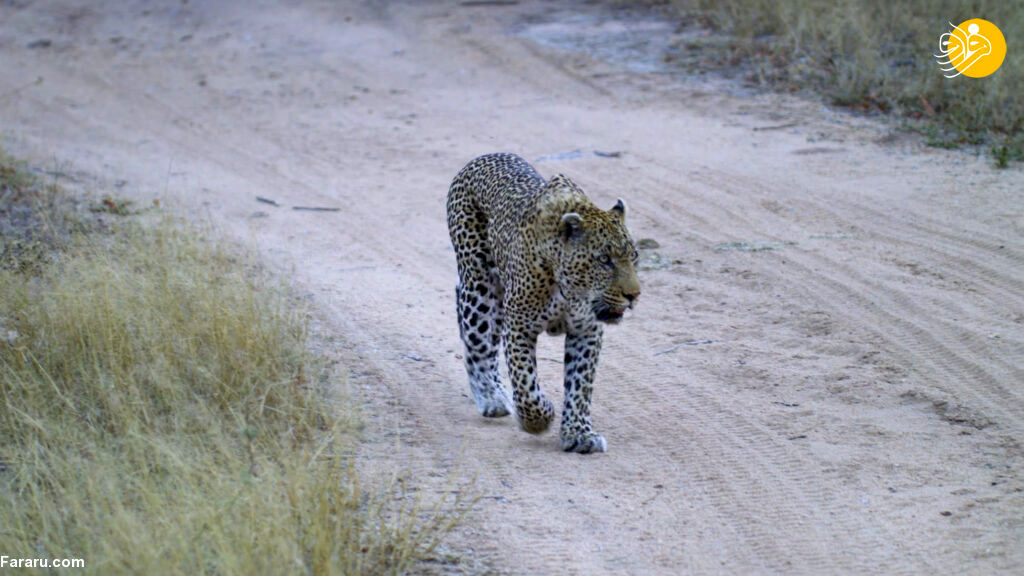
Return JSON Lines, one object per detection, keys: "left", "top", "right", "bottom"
{"left": 934, "top": 19, "right": 1006, "bottom": 78}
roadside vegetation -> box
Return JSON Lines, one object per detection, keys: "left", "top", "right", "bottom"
{"left": 0, "top": 150, "right": 464, "bottom": 574}
{"left": 656, "top": 0, "right": 1023, "bottom": 165}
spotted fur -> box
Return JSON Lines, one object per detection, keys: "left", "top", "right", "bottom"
{"left": 447, "top": 153, "right": 640, "bottom": 453}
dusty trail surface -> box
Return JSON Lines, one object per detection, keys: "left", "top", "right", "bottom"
{"left": 2, "top": 1, "right": 1022, "bottom": 573}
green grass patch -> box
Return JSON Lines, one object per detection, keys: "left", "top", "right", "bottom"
{"left": 0, "top": 154, "right": 465, "bottom": 574}
{"left": 660, "top": 0, "right": 1023, "bottom": 164}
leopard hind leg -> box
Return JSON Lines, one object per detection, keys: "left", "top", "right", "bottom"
{"left": 452, "top": 219, "right": 509, "bottom": 417}
{"left": 455, "top": 274, "right": 509, "bottom": 416}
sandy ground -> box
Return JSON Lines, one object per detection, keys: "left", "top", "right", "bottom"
{"left": 2, "top": 1, "right": 1022, "bottom": 573}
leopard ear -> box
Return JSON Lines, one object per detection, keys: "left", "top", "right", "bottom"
{"left": 610, "top": 198, "right": 627, "bottom": 220}
{"left": 560, "top": 212, "right": 584, "bottom": 241}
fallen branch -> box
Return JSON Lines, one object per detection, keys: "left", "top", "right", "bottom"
{"left": 255, "top": 196, "right": 279, "bottom": 206}
{"left": 652, "top": 340, "right": 714, "bottom": 356}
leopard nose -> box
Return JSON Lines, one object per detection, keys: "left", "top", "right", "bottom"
{"left": 625, "top": 291, "right": 639, "bottom": 307}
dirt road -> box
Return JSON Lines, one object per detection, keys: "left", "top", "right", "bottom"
{"left": 2, "top": 1, "right": 1022, "bottom": 573}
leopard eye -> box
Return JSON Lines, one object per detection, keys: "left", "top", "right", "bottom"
{"left": 630, "top": 249, "right": 639, "bottom": 263}
{"left": 597, "top": 253, "right": 613, "bottom": 267}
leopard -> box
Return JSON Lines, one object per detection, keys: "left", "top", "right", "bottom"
{"left": 446, "top": 153, "right": 641, "bottom": 453}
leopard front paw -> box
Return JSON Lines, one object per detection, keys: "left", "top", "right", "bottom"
{"left": 561, "top": 431, "right": 607, "bottom": 454}
{"left": 517, "top": 397, "right": 555, "bottom": 434}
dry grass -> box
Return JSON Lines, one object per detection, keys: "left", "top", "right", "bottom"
{"left": 660, "top": 0, "right": 1023, "bottom": 164}
{"left": 0, "top": 155, "right": 466, "bottom": 574}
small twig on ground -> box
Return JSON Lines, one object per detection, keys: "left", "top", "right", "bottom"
{"left": 752, "top": 122, "right": 800, "bottom": 132}
{"left": 402, "top": 353, "right": 432, "bottom": 364}
{"left": 256, "top": 196, "right": 280, "bottom": 206}
{"left": 292, "top": 206, "right": 340, "bottom": 212}
{"left": 918, "top": 94, "right": 936, "bottom": 117}
{"left": 593, "top": 150, "right": 622, "bottom": 158}
{"left": 0, "top": 76, "right": 43, "bottom": 102}
{"left": 652, "top": 340, "right": 714, "bottom": 356}
{"left": 41, "top": 168, "right": 80, "bottom": 182}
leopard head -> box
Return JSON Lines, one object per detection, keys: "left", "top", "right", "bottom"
{"left": 541, "top": 175, "right": 641, "bottom": 324}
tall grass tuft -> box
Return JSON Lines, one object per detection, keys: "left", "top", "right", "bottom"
{"left": 0, "top": 157, "right": 464, "bottom": 574}
{"left": 665, "top": 0, "right": 1023, "bottom": 162}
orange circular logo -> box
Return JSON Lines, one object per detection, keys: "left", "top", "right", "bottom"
{"left": 935, "top": 19, "right": 1006, "bottom": 78}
